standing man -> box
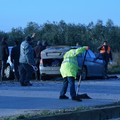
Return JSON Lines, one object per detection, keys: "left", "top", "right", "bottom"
{"left": 0, "top": 37, "right": 9, "bottom": 81}
{"left": 34, "top": 41, "right": 44, "bottom": 80}
{"left": 19, "top": 33, "right": 37, "bottom": 86}
{"left": 97, "top": 41, "right": 112, "bottom": 78}
{"left": 59, "top": 46, "right": 88, "bottom": 101}
{"left": 11, "top": 40, "right": 20, "bottom": 81}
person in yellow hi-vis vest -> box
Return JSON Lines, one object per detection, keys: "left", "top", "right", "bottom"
{"left": 59, "top": 46, "right": 89, "bottom": 101}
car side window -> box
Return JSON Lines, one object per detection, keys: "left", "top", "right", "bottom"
{"left": 82, "top": 51, "right": 90, "bottom": 58}
{"left": 82, "top": 50, "right": 96, "bottom": 58}
{"left": 86, "top": 51, "right": 91, "bottom": 58}
{"left": 88, "top": 50, "right": 96, "bottom": 58}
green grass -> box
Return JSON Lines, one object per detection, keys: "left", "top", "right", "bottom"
{"left": 108, "top": 65, "right": 120, "bottom": 74}
{"left": 108, "top": 52, "right": 120, "bottom": 74}
{"left": 2, "top": 107, "right": 91, "bottom": 120}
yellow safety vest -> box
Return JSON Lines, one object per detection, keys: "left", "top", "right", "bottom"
{"left": 60, "top": 46, "right": 86, "bottom": 79}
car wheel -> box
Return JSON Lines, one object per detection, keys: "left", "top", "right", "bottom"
{"left": 81, "top": 66, "right": 87, "bottom": 80}
{"left": 4, "top": 64, "right": 14, "bottom": 80}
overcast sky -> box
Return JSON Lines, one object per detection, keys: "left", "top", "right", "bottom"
{"left": 0, "top": 0, "right": 120, "bottom": 32}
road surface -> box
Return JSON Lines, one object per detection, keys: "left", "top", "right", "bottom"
{"left": 0, "top": 75, "right": 120, "bottom": 117}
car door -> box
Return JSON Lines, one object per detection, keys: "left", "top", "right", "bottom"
{"left": 85, "top": 50, "right": 105, "bottom": 76}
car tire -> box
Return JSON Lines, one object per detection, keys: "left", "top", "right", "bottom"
{"left": 4, "top": 64, "right": 14, "bottom": 80}
{"left": 81, "top": 66, "right": 87, "bottom": 80}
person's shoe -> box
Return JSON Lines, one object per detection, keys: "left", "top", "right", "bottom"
{"left": 26, "top": 82, "right": 32, "bottom": 86}
{"left": 20, "top": 82, "right": 28, "bottom": 86}
{"left": 104, "top": 75, "right": 108, "bottom": 79}
{"left": 21, "top": 82, "right": 32, "bottom": 86}
{"left": 59, "top": 95, "right": 69, "bottom": 99}
{"left": 72, "top": 96, "right": 82, "bottom": 102}
{"left": 0, "top": 76, "right": 6, "bottom": 81}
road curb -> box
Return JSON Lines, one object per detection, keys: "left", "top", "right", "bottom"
{"left": 29, "top": 105, "right": 120, "bottom": 120}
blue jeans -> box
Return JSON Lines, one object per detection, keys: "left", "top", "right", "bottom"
{"left": 60, "top": 77, "right": 76, "bottom": 98}
{"left": 19, "top": 63, "right": 34, "bottom": 84}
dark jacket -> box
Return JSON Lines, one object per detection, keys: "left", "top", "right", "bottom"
{"left": 98, "top": 45, "right": 112, "bottom": 62}
{"left": 11, "top": 45, "right": 20, "bottom": 64}
{"left": 34, "top": 44, "right": 44, "bottom": 59}
{"left": 1, "top": 40, "right": 9, "bottom": 61}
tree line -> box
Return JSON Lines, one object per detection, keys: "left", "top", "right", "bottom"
{"left": 0, "top": 19, "right": 120, "bottom": 52}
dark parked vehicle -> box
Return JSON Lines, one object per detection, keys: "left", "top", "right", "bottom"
{"left": 40, "top": 46, "right": 105, "bottom": 80}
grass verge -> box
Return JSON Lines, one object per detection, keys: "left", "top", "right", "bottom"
{"left": 2, "top": 107, "right": 92, "bottom": 120}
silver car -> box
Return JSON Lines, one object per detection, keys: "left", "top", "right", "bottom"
{"left": 77, "top": 49, "right": 105, "bottom": 79}
{"left": 0, "top": 46, "right": 14, "bottom": 80}
{"left": 40, "top": 46, "right": 71, "bottom": 79}
{"left": 40, "top": 46, "right": 105, "bottom": 80}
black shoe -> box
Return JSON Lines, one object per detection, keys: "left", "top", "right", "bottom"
{"left": 0, "top": 76, "right": 6, "bottom": 81}
{"left": 72, "top": 96, "right": 82, "bottom": 101}
{"left": 20, "top": 82, "right": 28, "bottom": 86}
{"left": 21, "top": 82, "right": 32, "bottom": 86}
{"left": 26, "top": 82, "right": 32, "bottom": 86}
{"left": 104, "top": 75, "right": 108, "bottom": 79}
{"left": 59, "top": 95, "right": 69, "bottom": 99}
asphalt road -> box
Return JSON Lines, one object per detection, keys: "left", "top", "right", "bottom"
{"left": 0, "top": 75, "right": 120, "bottom": 117}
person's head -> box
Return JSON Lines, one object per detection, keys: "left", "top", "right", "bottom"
{"left": 25, "top": 35, "right": 34, "bottom": 45}
{"left": 2, "top": 37, "right": 7, "bottom": 42}
{"left": 25, "top": 36, "right": 31, "bottom": 42}
{"left": 103, "top": 41, "right": 107, "bottom": 45}
{"left": 14, "top": 40, "right": 19, "bottom": 46}
{"left": 76, "top": 42, "right": 80, "bottom": 46}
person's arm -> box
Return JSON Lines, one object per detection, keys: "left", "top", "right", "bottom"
{"left": 31, "top": 33, "right": 36, "bottom": 39}
{"left": 64, "top": 46, "right": 88, "bottom": 58}
{"left": 5, "top": 45, "right": 9, "bottom": 58}
{"left": 76, "top": 46, "right": 88, "bottom": 55}
{"left": 109, "top": 51, "right": 113, "bottom": 61}
{"left": 10, "top": 48, "right": 14, "bottom": 63}
{"left": 25, "top": 44, "right": 36, "bottom": 66}
{"left": 97, "top": 45, "right": 103, "bottom": 51}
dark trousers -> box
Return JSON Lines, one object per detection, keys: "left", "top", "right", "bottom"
{"left": 13, "top": 61, "right": 19, "bottom": 80}
{"left": 103, "top": 59, "right": 109, "bottom": 76}
{"left": 1, "top": 60, "right": 7, "bottom": 78}
{"left": 60, "top": 77, "right": 76, "bottom": 98}
{"left": 35, "top": 58, "right": 40, "bottom": 80}
{"left": 101, "top": 54, "right": 109, "bottom": 76}
{"left": 19, "top": 63, "right": 34, "bottom": 84}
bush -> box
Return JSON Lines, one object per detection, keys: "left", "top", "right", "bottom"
{"left": 108, "top": 52, "right": 120, "bottom": 74}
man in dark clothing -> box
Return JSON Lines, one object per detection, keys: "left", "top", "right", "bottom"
{"left": 11, "top": 40, "right": 20, "bottom": 81}
{"left": 97, "top": 41, "right": 112, "bottom": 78}
{"left": 0, "top": 37, "right": 9, "bottom": 81}
{"left": 19, "top": 33, "right": 37, "bottom": 86}
{"left": 34, "top": 41, "right": 44, "bottom": 80}
{"left": 42, "top": 41, "right": 48, "bottom": 50}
